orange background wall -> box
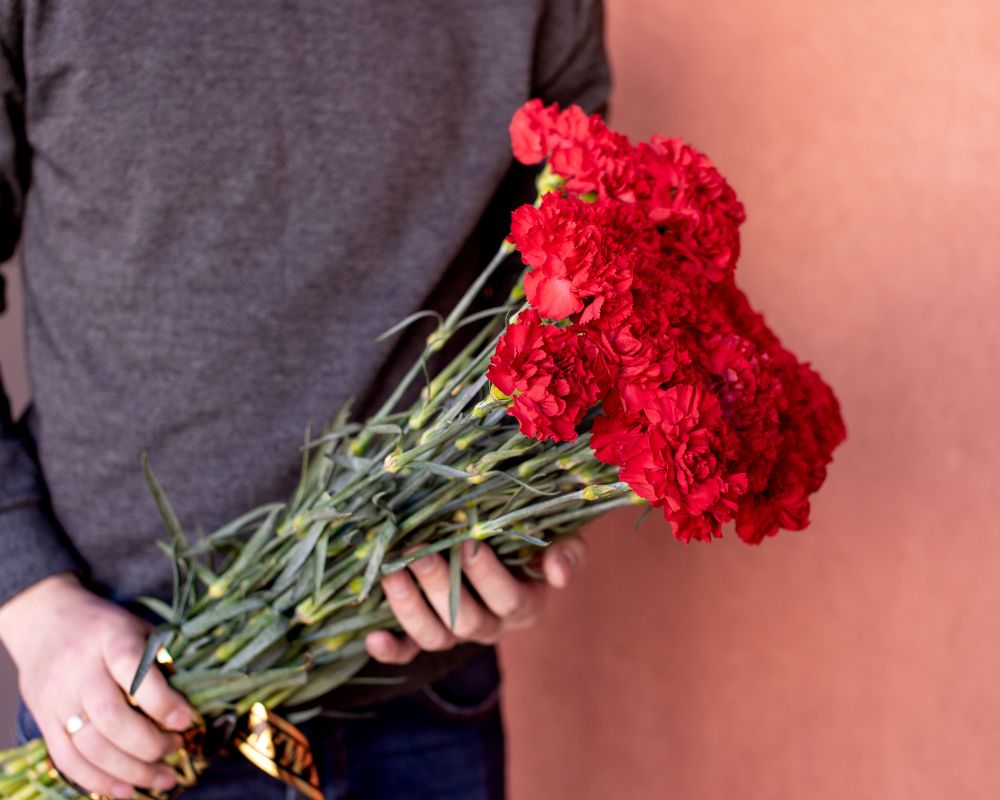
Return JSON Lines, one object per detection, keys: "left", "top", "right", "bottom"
{"left": 500, "top": 1, "right": 1000, "bottom": 798}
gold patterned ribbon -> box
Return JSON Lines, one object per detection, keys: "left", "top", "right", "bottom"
{"left": 119, "top": 704, "right": 322, "bottom": 800}
{"left": 129, "top": 647, "right": 323, "bottom": 800}
{"left": 123, "top": 704, "right": 322, "bottom": 800}
{"left": 231, "top": 702, "right": 323, "bottom": 800}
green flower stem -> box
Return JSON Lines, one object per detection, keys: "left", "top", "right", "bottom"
{"left": 473, "top": 482, "right": 631, "bottom": 536}
{"left": 409, "top": 317, "right": 506, "bottom": 429}
{"left": 440, "top": 242, "right": 513, "bottom": 335}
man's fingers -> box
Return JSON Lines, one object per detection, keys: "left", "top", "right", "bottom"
{"left": 81, "top": 670, "right": 177, "bottom": 764}
{"left": 365, "top": 630, "right": 420, "bottom": 665}
{"left": 67, "top": 721, "right": 177, "bottom": 794}
{"left": 42, "top": 724, "right": 133, "bottom": 800}
{"left": 541, "top": 536, "right": 587, "bottom": 589}
{"left": 102, "top": 627, "right": 194, "bottom": 733}
{"left": 460, "top": 541, "right": 542, "bottom": 628}
{"left": 380, "top": 570, "right": 456, "bottom": 652}
{"left": 409, "top": 553, "right": 502, "bottom": 643}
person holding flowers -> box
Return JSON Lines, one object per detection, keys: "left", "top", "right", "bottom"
{"left": 0, "top": 2, "right": 612, "bottom": 798}
{"left": 0, "top": 2, "right": 846, "bottom": 799}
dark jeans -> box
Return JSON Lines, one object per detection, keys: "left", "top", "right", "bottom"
{"left": 16, "top": 649, "right": 505, "bottom": 800}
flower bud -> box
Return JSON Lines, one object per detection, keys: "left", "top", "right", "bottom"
{"left": 426, "top": 328, "right": 449, "bottom": 352}
{"left": 407, "top": 409, "right": 430, "bottom": 430}
{"left": 353, "top": 543, "right": 371, "bottom": 560}
{"left": 455, "top": 430, "right": 483, "bottom": 451}
{"left": 534, "top": 163, "right": 565, "bottom": 196}
{"left": 470, "top": 523, "right": 495, "bottom": 540}
{"left": 489, "top": 384, "right": 510, "bottom": 402}
{"left": 383, "top": 448, "right": 404, "bottom": 473}
{"left": 321, "top": 634, "right": 350, "bottom": 652}
{"left": 582, "top": 484, "right": 619, "bottom": 501}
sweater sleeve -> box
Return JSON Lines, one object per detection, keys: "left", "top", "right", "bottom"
{"left": 0, "top": 8, "right": 81, "bottom": 608}
{"left": 533, "top": 0, "right": 612, "bottom": 116}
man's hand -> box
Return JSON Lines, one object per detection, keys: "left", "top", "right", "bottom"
{"left": 0, "top": 574, "right": 194, "bottom": 799}
{"left": 365, "top": 536, "right": 586, "bottom": 664}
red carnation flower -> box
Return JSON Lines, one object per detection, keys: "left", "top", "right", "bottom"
{"left": 487, "top": 310, "right": 605, "bottom": 442}
{"left": 638, "top": 137, "right": 746, "bottom": 282}
{"left": 503, "top": 100, "right": 845, "bottom": 544}
{"left": 699, "top": 332, "right": 784, "bottom": 493}
{"left": 592, "top": 384, "right": 747, "bottom": 542}
{"left": 509, "top": 101, "right": 639, "bottom": 198}
{"left": 587, "top": 315, "right": 681, "bottom": 420}
{"left": 548, "top": 107, "right": 635, "bottom": 197}
{"left": 509, "top": 194, "right": 656, "bottom": 326}
{"left": 509, "top": 99, "right": 560, "bottom": 165}
{"left": 735, "top": 358, "right": 845, "bottom": 544}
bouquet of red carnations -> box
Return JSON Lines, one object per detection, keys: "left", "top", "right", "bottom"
{"left": 0, "top": 101, "right": 844, "bottom": 799}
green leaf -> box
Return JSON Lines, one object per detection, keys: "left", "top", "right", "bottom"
{"left": 137, "top": 596, "right": 175, "bottom": 623}
{"left": 181, "top": 503, "right": 284, "bottom": 556}
{"left": 358, "top": 520, "right": 398, "bottom": 602}
{"left": 141, "top": 452, "right": 188, "bottom": 548}
{"left": 290, "top": 424, "right": 313, "bottom": 510}
{"left": 454, "top": 304, "right": 513, "bottom": 329}
{"left": 180, "top": 598, "right": 266, "bottom": 638}
{"left": 487, "top": 469, "right": 559, "bottom": 496}
{"left": 307, "top": 638, "right": 370, "bottom": 666}
{"left": 633, "top": 503, "right": 653, "bottom": 530}
{"left": 176, "top": 562, "right": 197, "bottom": 621}
{"left": 221, "top": 616, "right": 291, "bottom": 672}
{"left": 380, "top": 530, "right": 472, "bottom": 574}
{"left": 408, "top": 461, "right": 474, "bottom": 480}
{"left": 302, "top": 508, "right": 352, "bottom": 525}
{"left": 302, "top": 606, "right": 396, "bottom": 642}
{"left": 186, "top": 665, "right": 307, "bottom": 708}
{"left": 223, "top": 505, "right": 282, "bottom": 579}
{"left": 28, "top": 778, "right": 69, "bottom": 800}
{"left": 313, "top": 527, "right": 329, "bottom": 608}
{"left": 272, "top": 520, "right": 328, "bottom": 596}
{"left": 130, "top": 626, "right": 173, "bottom": 696}
{"left": 376, "top": 310, "right": 443, "bottom": 342}
{"left": 283, "top": 653, "right": 370, "bottom": 707}
{"left": 167, "top": 541, "right": 181, "bottom": 619}
{"left": 507, "top": 530, "right": 549, "bottom": 547}
{"left": 448, "top": 541, "right": 462, "bottom": 630}
{"left": 169, "top": 669, "right": 259, "bottom": 695}
{"left": 362, "top": 423, "right": 404, "bottom": 437}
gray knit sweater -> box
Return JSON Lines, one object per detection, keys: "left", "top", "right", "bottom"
{"left": 0, "top": 1, "right": 609, "bottom": 613}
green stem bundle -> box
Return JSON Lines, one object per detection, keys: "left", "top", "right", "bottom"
{"left": 0, "top": 231, "right": 642, "bottom": 799}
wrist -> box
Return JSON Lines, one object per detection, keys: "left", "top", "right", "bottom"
{"left": 0, "top": 572, "right": 84, "bottom": 662}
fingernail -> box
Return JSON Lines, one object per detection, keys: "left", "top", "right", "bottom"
{"left": 383, "top": 574, "right": 409, "bottom": 598}
{"left": 166, "top": 709, "right": 191, "bottom": 731}
{"left": 154, "top": 772, "right": 177, "bottom": 792}
{"left": 554, "top": 553, "right": 573, "bottom": 587}
{"left": 562, "top": 549, "right": 578, "bottom": 575}
{"left": 112, "top": 783, "right": 134, "bottom": 799}
{"left": 410, "top": 555, "right": 436, "bottom": 575}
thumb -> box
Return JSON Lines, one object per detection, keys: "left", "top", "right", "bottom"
{"left": 541, "top": 535, "right": 587, "bottom": 589}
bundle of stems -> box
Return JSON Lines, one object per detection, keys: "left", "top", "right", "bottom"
{"left": 0, "top": 230, "right": 640, "bottom": 799}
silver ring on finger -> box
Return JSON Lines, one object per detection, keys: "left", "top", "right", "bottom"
{"left": 64, "top": 712, "right": 89, "bottom": 736}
